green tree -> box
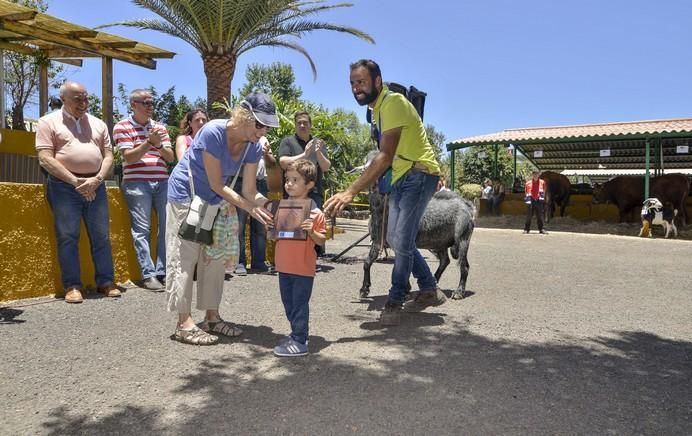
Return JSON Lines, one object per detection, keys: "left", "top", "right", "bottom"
{"left": 459, "top": 145, "right": 514, "bottom": 186}
{"left": 99, "top": 1, "right": 374, "bottom": 117}
{"left": 238, "top": 63, "right": 302, "bottom": 101}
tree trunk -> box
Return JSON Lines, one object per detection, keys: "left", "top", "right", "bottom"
{"left": 11, "top": 103, "right": 26, "bottom": 131}
{"left": 202, "top": 53, "right": 237, "bottom": 119}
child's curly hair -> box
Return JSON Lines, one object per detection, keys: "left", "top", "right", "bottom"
{"left": 287, "top": 159, "right": 317, "bottom": 184}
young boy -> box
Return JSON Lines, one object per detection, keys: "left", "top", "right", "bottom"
{"left": 272, "top": 159, "right": 326, "bottom": 357}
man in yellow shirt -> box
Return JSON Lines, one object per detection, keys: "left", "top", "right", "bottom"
{"left": 324, "top": 59, "right": 445, "bottom": 326}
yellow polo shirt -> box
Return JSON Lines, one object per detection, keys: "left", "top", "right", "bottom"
{"left": 372, "top": 85, "right": 441, "bottom": 183}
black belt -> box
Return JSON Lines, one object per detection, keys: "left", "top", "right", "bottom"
{"left": 72, "top": 171, "right": 99, "bottom": 177}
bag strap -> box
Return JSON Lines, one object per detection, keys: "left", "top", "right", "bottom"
{"left": 227, "top": 143, "right": 251, "bottom": 190}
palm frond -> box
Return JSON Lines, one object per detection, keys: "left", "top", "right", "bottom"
{"left": 95, "top": 19, "right": 202, "bottom": 51}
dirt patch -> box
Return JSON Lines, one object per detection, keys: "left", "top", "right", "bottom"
{"left": 477, "top": 214, "right": 692, "bottom": 239}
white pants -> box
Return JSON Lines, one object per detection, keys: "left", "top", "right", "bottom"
{"left": 165, "top": 201, "right": 225, "bottom": 313}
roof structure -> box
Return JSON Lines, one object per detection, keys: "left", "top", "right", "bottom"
{"left": 447, "top": 118, "right": 692, "bottom": 172}
{"left": 0, "top": 0, "right": 174, "bottom": 69}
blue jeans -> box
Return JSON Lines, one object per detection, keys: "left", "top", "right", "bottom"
{"left": 278, "top": 272, "right": 314, "bottom": 344}
{"left": 46, "top": 176, "right": 114, "bottom": 289}
{"left": 234, "top": 177, "right": 268, "bottom": 269}
{"left": 122, "top": 180, "right": 168, "bottom": 279}
{"left": 386, "top": 171, "right": 440, "bottom": 305}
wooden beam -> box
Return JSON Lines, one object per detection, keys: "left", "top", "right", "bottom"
{"left": 52, "top": 57, "right": 82, "bottom": 67}
{"left": 102, "top": 56, "right": 113, "bottom": 134}
{"left": 39, "top": 62, "right": 48, "bottom": 116}
{"left": 0, "top": 42, "right": 83, "bottom": 66}
{"left": 68, "top": 30, "right": 99, "bottom": 38}
{"left": 0, "top": 11, "right": 37, "bottom": 21}
{"left": 0, "top": 19, "right": 156, "bottom": 69}
{"left": 0, "top": 40, "right": 37, "bottom": 55}
{"left": 46, "top": 47, "right": 99, "bottom": 58}
{"left": 91, "top": 40, "right": 138, "bottom": 49}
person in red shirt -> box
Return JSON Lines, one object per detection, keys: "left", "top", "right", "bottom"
{"left": 524, "top": 170, "right": 548, "bottom": 234}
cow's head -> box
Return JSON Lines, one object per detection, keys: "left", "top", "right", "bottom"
{"left": 592, "top": 183, "right": 607, "bottom": 204}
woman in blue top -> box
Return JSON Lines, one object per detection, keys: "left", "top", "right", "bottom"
{"left": 165, "top": 92, "right": 279, "bottom": 345}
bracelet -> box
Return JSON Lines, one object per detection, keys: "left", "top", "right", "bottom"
{"left": 154, "top": 143, "right": 163, "bottom": 150}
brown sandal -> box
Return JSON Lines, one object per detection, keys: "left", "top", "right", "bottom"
{"left": 174, "top": 326, "right": 219, "bottom": 345}
{"left": 201, "top": 319, "right": 243, "bottom": 337}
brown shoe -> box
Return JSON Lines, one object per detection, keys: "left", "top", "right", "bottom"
{"left": 64, "top": 287, "right": 83, "bottom": 304}
{"left": 97, "top": 283, "right": 121, "bottom": 298}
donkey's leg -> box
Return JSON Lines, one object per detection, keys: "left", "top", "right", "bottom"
{"left": 360, "top": 242, "right": 379, "bottom": 298}
{"left": 452, "top": 227, "right": 473, "bottom": 300}
{"left": 431, "top": 249, "right": 450, "bottom": 282}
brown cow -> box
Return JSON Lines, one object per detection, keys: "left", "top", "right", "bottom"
{"left": 540, "top": 171, "right": 571, "bottom": 222}
{"left": 592, "top": 174, "right": 689, "bottom": 224}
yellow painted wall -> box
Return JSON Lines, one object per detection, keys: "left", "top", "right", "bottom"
{"left": 1, "top": 128, "right": 36, "bottom": 155}
{"left": 0, "top": 182, "right": 144, "bottom": 302}
{"left": 486, "top": 193, "right": 692, "bottom": 221}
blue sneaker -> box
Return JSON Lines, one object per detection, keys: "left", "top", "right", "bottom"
{"left": 273, "top": 337, "right": 308, "bottom": 357}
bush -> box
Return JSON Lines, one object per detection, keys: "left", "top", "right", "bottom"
{"left": 459, "top": 183, "right": 482, "bottom": 201}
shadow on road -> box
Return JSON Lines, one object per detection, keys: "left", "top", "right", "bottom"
{"left": 41, "top": 324, "right": 692, "bottom": 434}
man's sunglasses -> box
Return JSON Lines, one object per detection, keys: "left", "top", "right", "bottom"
{"left": 255, "top": 120, "right": 269, "bottom": 130}
{"left": 134, "top": 100, "right": 155, "bottom": 107}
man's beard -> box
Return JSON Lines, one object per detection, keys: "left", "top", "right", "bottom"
{"left": 353, "top": 88, "right": 379, "bottom": 106}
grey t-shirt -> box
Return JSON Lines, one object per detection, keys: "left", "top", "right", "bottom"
{"left": 278, "top": 134, "right": 324, "bottom": 196}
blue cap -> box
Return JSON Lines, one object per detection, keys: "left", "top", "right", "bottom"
{"left": 242, "top": 92, "right": 279, "bottom": 128}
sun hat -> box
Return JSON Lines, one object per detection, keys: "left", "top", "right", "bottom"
{"left": 241, "top": 92, "right": 279, "bottom": 128}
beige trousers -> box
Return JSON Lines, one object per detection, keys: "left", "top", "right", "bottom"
{"left": 165, "top": 201, "right": 225, "bottom": 313}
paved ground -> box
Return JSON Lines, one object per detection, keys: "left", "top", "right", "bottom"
{"left": 2, "top": 219, "right": 691, "bottom": 435}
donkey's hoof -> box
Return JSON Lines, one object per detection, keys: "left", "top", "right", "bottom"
{"left": 451, "top": 290, "right": 465, "bottom": 300}
{"left": 359, "top": 289, "right": 370, "bottom": 299}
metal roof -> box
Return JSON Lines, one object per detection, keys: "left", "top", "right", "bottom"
{"left": 0, "top": 0, "right": 174, "bottom": 69}
{"left": 447, "top": 117, "right": 692, "bottom": 172}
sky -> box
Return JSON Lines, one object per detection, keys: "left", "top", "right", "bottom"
{"left": 38, "top": 0, "right": 692, "bottom": 144}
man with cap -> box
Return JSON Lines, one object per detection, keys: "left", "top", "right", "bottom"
{"left": 324, "top": 59, "right": 445, "bottom": 327}
{"left": 165, "top": 92, "right": 279, "bottom": 345}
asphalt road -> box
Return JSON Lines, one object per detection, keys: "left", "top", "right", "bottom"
{"left": 2, "top": 219, "right": 691, "bottom": 435}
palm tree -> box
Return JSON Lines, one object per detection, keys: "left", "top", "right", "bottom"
{"left": 99, "top": 0, "right": 374, "bottom": 116}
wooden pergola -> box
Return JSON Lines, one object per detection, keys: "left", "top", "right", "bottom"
{"left": 0, "top": 0, "right": 175, "bottom": 131}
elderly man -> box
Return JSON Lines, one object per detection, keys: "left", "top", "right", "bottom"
{"left": 113, "top": 89, "right": 174, "bottom": 291}
{"left": 324, "top": 59, "right": 444, "bottom": 326}
{"left": 279, "top": 111, "right": 331, "bottom": 256}
{"left": 36, "top": 81, "right": 119, "bottom": 303}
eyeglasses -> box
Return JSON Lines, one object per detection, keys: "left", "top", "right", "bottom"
{"left": 134, "top": 100, "right": 155, "bottom": 107}
{"left": 255, "top": 120, "right": 269, "bottom": 130}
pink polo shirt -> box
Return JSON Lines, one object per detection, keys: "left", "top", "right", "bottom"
{"left": 35, "top": 109, "right": 111, "bottom": 175}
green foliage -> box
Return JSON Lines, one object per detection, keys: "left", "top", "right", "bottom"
{"left": 459, "top": 183, "right": 482, "bottom": 201}
{"left": 238, "top": 63, "right": 302, "bottom": 102}
{"left": 265, "top": 99, "right": 373, "bottom": 194}
{"left": 459, "top": 145, "right": 515, "bottom": 186}
{"left": 425, "top": 124, "right": 446, "bottom": 163}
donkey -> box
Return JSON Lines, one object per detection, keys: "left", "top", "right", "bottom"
{"left": 360, "top": 171, "right": 476, "bottom": 300}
